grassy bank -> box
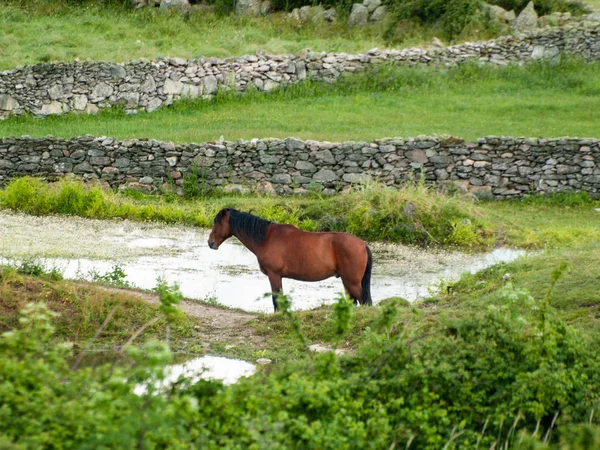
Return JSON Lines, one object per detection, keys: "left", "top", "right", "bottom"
{"left": 2, "top": 60, "right": 599, "bottom": 142}
{"left": 0, "top": 4, "right": 383, "bottom": 71}
{"left": 0, "top": 265, "right": 202, "bottom": 359}
{"left": 0, "top": 0, "right": 514, "bottom": 72}
{"left": 1, "top": 229, "right": 598, "bottom": 362}
{"left": 1, "top": 182, "right": 598, "bottom": 448}
{"left": 248, "top": 241, "right": 600, "bottom": 360}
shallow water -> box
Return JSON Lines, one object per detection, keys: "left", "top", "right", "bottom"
{"left": 0, "top": 211, "right": 527, "bottom": 313}
{"left": 134, "top": 355, "right": 257, "bottom": 395}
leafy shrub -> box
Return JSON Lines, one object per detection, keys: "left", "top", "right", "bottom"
{"left": 385, "top": 0, "right": 500, "bottom": 42}
{"left": 303, "top": 182, "right": 494, "bottom": 247}
{"left": 182, "top": 165, "right": 214, "bottom": 199}
{"left": 91, "top": 264, "right": 131, "bottom": 288}
{"left": 488, "top": 0, "right": 590, "bottom": 15}
{"left": 3, "top": 273, "right": 600, "bottom": 449}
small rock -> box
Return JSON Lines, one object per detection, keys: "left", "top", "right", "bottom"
{"left": 431, "top": 37, "right": 444, "bottom": 48}
{"left": 484, "top": 3, "right": 516, "bottom": 22}
{"left": 92, "top": 81, "right": 113, "bottom": 101}
{"left": 370, "top": 5, "right": 387, "bottom": 22}
{"left": 348, "top": 4, "right": 369, "bottom": 26}
{"left": 236, "top": 0, "right": 261, "bottom": 16}
{"left": 323, "top": 7, "right": 337, "bottom": 22}
{"left": 257, "top": 181, "right": 276, "bottom": 196}
{"left": 289, "top": 8, "right": 301, "bottom": 21}
{"left": 285, "top": 137, "right": 305, "bottom": 151}
{"left": 362, "top": 0, "right": 381, "bottom": 13}
{"left": 160, "top": 0, "right": 190, "bottom": 8}
{"left": 309, "top": 344, "right": 346, "bottom": 355}
{"left": 299, "top": 5, "right": 312, "bottom": 21}
{"left": 203, "top": 75, "right": 218, "bottom": 95}
{"left": 224, "top": 184, "right": 250, "bottom": 195}
{"left": 39, "top": 101, "right": 64, "bottom": 116}
{"left": 73, "top": 95, "right": 88, "bottom": 111}
{"left": 260, "top": 0, "right": 271, "bottom": 14}
{"left": 514, "top": 1, "right": 537, "bottom": 32}
{"left": 0, "top": 94, "right": 19, "bottom": 111}
{"left": 256, "top": 358, "right": 272, "bottom": 365}
{"left": 313, "top": 168, "right": 337, "bottom": 182}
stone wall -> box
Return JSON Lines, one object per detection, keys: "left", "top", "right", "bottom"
{"left": 0, "top": 135, "right": 598, "bottom": 199}
{"left": 1, "top": 24, "right": 599, "bottom": 119}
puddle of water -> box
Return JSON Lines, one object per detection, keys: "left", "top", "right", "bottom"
{"left": 0, "top": 211, "right": 528, "bottom": 313}
{"left": 134, "top": 355, "right": 256, "bottom": 395}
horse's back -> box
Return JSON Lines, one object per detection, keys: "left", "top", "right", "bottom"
{"left": 273, "top": 225, "right": 364, "bottom": 248}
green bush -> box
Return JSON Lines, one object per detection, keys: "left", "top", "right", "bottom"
{"left": 384, "top": 0, "right": 589, "bottom": 43}
{"left": 385, "top": 0, "right": 499, "bottom": 41}
{"left": 303, "top": 182, "right": 493, "bottom": 247}
{"left": 2, "top": 279, "right": 600, "bottom": 448}
{"left": 488, "top": 0, "right": 590, "bottom": 15}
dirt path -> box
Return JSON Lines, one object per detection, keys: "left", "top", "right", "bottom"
{"left": 97, "top": 285, "right": 266, "bottom": 349}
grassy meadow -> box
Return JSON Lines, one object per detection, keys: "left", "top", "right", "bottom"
{"left": 0, "top": 3, "right": 393, "bottom": 71}
{"left": 1, "top": 0, "right": 597, "bottom": 72}
{"left": 588, "top": 0, "right": 600, "bottom": 9}
{"left": 2, "top": 60, "right": 600, "bottom": 142}
{"left": 0, "top": 0, "right": 505, "bottom": 71}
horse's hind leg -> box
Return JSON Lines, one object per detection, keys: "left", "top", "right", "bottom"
{"left": 341, "top": 277, "right": 362, "bottom": 306}
{"left": 267, "top": 272, "right": 283, "bottom": 312}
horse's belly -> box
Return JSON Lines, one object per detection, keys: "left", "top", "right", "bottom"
{"left": 282, "top": 267, "right": 336, "bottom": 282}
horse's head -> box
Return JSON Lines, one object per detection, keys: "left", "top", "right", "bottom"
{"left": 208, "top": 208, "right": 233, "bottom": 250}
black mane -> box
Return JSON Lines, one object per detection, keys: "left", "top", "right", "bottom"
{"left": 214, "top": 208, "right": 273, "bottom": 245}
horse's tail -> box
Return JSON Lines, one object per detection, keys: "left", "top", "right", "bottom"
{"left": 361, "top": 245, "right": 373, "bottom": 305}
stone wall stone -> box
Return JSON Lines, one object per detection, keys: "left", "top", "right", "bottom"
{"left": 0, "top": 135, "right": 598, "bottom": 199}
{"left": 0, "top": 24, "right": 599, "bottom": 119}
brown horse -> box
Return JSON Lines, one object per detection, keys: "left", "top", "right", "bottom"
{"left": 208, "top": 208, "right": 372, "bottom": 312}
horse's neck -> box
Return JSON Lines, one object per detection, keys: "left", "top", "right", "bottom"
{"left": 232, "top": 230, "right": 261, "bottom": 256}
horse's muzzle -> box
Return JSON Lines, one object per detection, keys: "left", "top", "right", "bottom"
{"left": 208, "top": 240, "right": 217, "bottom": 250}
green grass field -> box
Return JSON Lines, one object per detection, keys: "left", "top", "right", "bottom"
{"left": 0, "top": 4, "right": 388, "bottom": 71}
{"left": 2, "top": 0, "right": 597, "bottom": 72}
{"left": 2, "top": 60, "right": 599, "bottom": 142}
{"left": 0, "top": 1, "right": 515, "bottom": 71}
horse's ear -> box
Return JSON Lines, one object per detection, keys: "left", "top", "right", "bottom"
{"left": 214, "top": 208, "right": 228, "bottom": 224}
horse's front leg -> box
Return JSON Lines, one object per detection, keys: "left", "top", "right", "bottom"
{"left": 266, "top": 272, "right": 283, "bottom": 312}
